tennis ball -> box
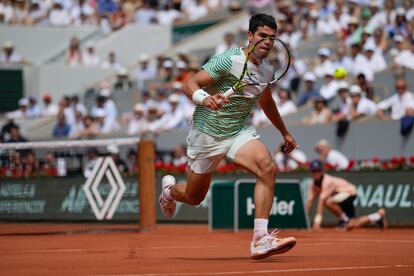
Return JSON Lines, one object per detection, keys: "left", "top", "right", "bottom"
{"left": 333, "top": 67, "right": 347, "bottom": 80}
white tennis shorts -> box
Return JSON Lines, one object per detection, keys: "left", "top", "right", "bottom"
{"left": 186, "top": 125, "right": 260, "bottom": 174}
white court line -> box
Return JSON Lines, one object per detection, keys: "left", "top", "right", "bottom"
{"left": 316, "top": 238, "right": 414, "bottom": 244}
{"left": 104, "top": 265, "right": 414, "bottom": 276}
{"left": 3, "top": 245, "right": 231, "bottom": 254}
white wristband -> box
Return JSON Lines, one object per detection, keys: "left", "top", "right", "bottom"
{"left": 314, "top": 214, "right": 322, "bottom": 224}
{"left": 192, "top": 89, "right": 210, "bottom": 105}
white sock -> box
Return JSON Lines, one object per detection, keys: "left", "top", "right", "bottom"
{"left": 341, "top": 213, "right": 349, "bottom": 222}
{"left": 163, "top": 186, "right": 174, "bottom": 201}
{"left": 368, "top": 212, "right": 381, "bottom": 223}
{"left": 253, "top": 218, "right": 268, "bottom": 241}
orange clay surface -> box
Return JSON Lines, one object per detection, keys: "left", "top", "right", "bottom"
{"left": 1, "top": 223, "right": 414, "bottom": 276}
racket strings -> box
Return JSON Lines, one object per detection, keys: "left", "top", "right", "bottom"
{"left": 247, "top": 39, "right": 290, "bottom": 85}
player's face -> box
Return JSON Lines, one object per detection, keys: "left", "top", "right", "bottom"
{"left": 248, "top": 26, "right": 276, "bottom": 58}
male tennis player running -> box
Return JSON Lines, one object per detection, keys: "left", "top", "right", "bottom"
{"left": 159, "top": 13, "right": 297, "bottom": 260}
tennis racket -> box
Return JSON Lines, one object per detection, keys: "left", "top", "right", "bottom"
{"left": 223, "top": 37, "right": 291, "bottom": 98}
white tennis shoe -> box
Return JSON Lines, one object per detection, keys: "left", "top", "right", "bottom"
{"left": 159, "top": 175, "right": 177, "bottom": 218}
{"left": 250, "top": 229, "right": 296, "bottom": 260}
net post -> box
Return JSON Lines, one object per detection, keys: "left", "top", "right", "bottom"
{"left": 138, "top": 139, "right": 156, "bottom": 231}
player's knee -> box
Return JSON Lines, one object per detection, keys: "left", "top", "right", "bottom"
{"left": 325, "top": 198, "right": 335, "bottom": 206}
{"left": 257, "top": 158, "right": 277, "bottom": 180}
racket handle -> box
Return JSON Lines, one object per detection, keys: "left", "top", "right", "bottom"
{"left": 223, "top": 87, "right": 236, "bottom": 98}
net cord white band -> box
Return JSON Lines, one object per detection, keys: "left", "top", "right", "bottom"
{"left": 0, "top": 137, "right": 141, "bottom": 150}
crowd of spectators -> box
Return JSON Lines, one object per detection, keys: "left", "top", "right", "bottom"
{"left": 0, "top": 0, "right": 235, "bottom": 34}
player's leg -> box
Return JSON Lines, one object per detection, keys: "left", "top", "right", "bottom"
{"left": 159, "top": 154, "right": 224, "bottom": 218}
{"left": 230, "top": 134, "right": 296, "bottom": 259}
{"left": 347, "top": 208, "right": 387, "bottom": 230}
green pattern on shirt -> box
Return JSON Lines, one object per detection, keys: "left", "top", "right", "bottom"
{"left": 194, "top": 48, "right": 259, "bottom": 138}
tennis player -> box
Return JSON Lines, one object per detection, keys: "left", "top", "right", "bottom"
{"left": 307, "top": 159, "right": 387, "bottom": 230}
{"left": 159, "top": 13, "right": 297, "bottom": 260}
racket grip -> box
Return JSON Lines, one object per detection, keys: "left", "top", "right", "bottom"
{"left": 223, "top": 87, "right": 236, "bottom": 98}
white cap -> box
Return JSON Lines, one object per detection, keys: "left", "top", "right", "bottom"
{"left": 176, "top": 60, "right": 187, "bottom": 69}
{"left": 363, "top": 41, "right": 376, "bottom": 52}
{"left": 18, "top": 98, "right": 29, "bottom": 106}
{"left": 309, "top": 9, "right": 319, "bottom": 18}
{"left": 133, "top": 103, "right": 144, "bottom": 112}
{"left": 303, "top": 72, "right": 316, "bottom": 82}
{"left": 168, "top": 94, "right": 180, "bottom": 103}
{"left": 139, "top": 53, "right": 149, "bottom": 62}
{"left": 3, "top": 41, "right": 14, "bottom": 49}
{"left": 318, "top": 47, "right": 331, "bottom": 56}
{"left": 396, "top": 7, "right": 405, "bottom": 16}
{"left": 337, "top": 81, "right": 349, "bottom": 90}
{"left": 100, "top": 89, "right": 111, "bottom": 97}
{"left": 163, "top": 60, "right": 174, "bottom": 68}
{"left": 107, "top": 144, "right": 119, "bottom": 154}
{"left": 349, "top": 85, "right": 362, "bottom": 95}
{"left": 316, "top": 139, "right": 330, "bottom": 147}
{"left": 369, "top": 0, "right": 378, "bottom": 7}
{"left": 117, "top": 67, "right": 128, "bottom": 76}
{"left": 85, "top": 41, "right": 95, "bottom": 49}
{"left": 92, "top": 108, "right": 107, "bottom": 117}
{"left": 394, "top": 35, "right": 404, "bottom": 43}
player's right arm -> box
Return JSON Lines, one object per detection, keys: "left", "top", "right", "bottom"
{"left": 182, "top": 70, "right": 229, "bottom": 110}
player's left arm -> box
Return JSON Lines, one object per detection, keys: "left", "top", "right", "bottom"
{"left": 259, "top": 87, "right": 298, "bottom": 153}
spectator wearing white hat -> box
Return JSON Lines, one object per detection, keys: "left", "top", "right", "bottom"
{"left": 348, "top": 85, "right": 377, "bottom": 121}
{"left": 394, "top": 37, "right": 414, "bottom": 69}
{"left": 387, "top": 7, "right": 408, "bottom": 38}
{"left": 314, "top": 47, "right": 334, "bottom": 78}
{"left": 99, "top": 89, "right": 118, "bottom": 124}
{"left": 298, "top": 72, "right": 319, "bottom": 107}
{"left": 0, "top": 41, "right": 23, "bottom": 64}
{"left": 363, "top": 41, "right": 387, "bottom": 73}
{"left": 315, "top": 139, "right": 349, "bottom": 170}
{"left": 6, "top": 98, "right": 29, "bottom": 119}
{"left": 319, "top": 66, "right": 339, "bottom": 101}
{"left": 83, "top": 42, "right": 101, "bottom": 67}
{"left": 127, "top": 103, "right": 148, "bottom": 136}
{"left": 215, "top": 32, "right": 238, "bottom": 55}
{"left": 406, "top": 0, "right": 414, "bottom": 21}
{"left": 377, "top": 78, "right": 414, "bottom": 120}
{"left": 185, "top": 0, "right": 208, "bottom": 22}
{"left": 134, "top": 54, "right": 156, "bottom": 91}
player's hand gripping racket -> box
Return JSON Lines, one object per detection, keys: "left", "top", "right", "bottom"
{"left": 222, "top": 38, "right": 291, "bottom": 99}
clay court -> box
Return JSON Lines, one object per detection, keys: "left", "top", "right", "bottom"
{"left": 1, "top": 223, "right": 413, "bottom": 276}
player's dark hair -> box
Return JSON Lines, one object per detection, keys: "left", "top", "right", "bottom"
{"left": 249, "top": 13, "right": 277, "bottom": 34}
